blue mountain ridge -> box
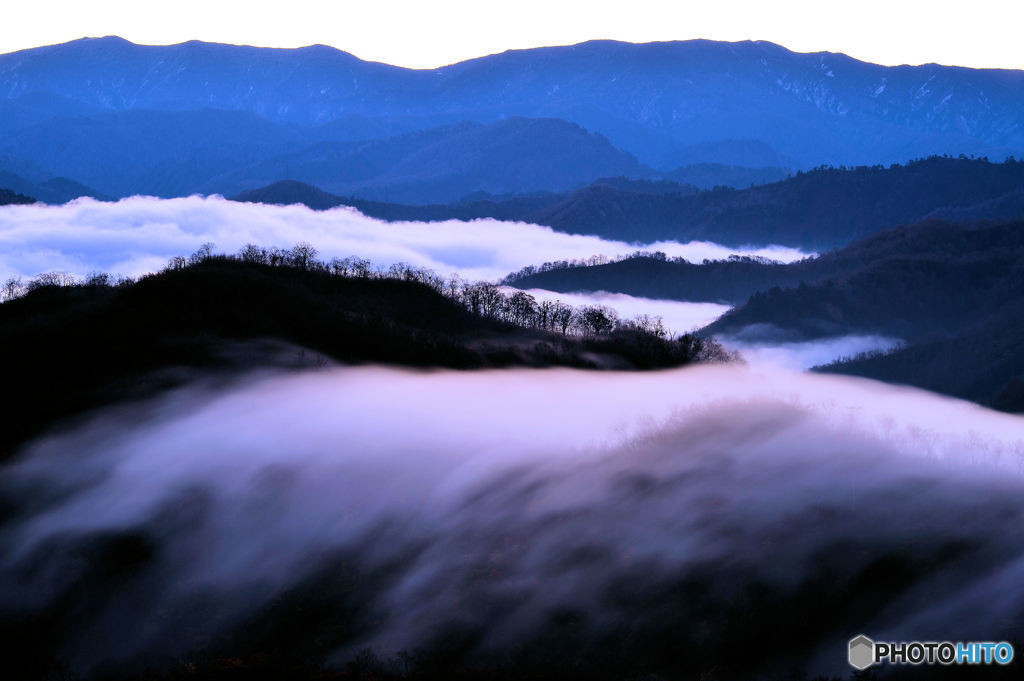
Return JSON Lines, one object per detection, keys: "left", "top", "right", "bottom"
{"left": 2, "top": 36, "right": 1021, "bottom": 166}
{"left": 1, "top": 37, "right": 1022, "bottom": 202}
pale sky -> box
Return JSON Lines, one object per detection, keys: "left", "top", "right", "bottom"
{"left": 3, "top": 0, "right": 1023, "bottom": 70}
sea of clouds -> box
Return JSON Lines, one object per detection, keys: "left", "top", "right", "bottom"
{"left": 1, "top": 197, "right": 920, "bottom": 370}
{"left": 0, "top": 196, "right": 810, "bottom": 284}
{"left": 720, "top": 334, "right": 906, "bottom": 370}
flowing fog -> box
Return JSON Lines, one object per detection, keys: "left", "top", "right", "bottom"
{"left": 503, "top": 287, "right": 731, "bottom": 333}
{"left": 0, "top": 196, "right": 810, "bottom": 283}
{"left": 721, "top": 334, "right": 906, "bottom": 370}
{"left": 3, "top": 365, "right": 1024, "bottom": 678}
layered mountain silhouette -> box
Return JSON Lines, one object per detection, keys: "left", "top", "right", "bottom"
{"left": 204, "top": 117, "right": 648, "bottom": 202}
{"left": 0, "top": 171, "right": 109, "bottom": 203}
{"left": 0, "top": 111, "right": 659, "bottom": 201}
{"left": 1, "top": 37, "right": 1022, "bottom": 203}
{"left": 3, "top": 36, "right": 1024, "bottom": 406}
{"left": 235, "top": 157, "right": 1024, "bottom": 249}
{"left": 1, "top": 108, "right": 309, "bottom": 197}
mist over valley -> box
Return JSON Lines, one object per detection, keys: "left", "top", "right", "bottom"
{"left": 1, "top": 29, "right": 1023, "bottom": 681}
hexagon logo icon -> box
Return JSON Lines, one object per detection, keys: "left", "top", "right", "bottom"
{"left": 848, "top": 634, "right": 875, "bottom": 670}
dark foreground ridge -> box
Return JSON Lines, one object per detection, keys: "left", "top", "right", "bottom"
{"left": 0, "top": 253, "right": 727, "bottom": 459}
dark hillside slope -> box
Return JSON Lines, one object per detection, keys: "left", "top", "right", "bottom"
{"left": 526, "top": 156, "right": 1024, "bottom": 247}
{"left": 232, "top": 179, "right": 564, "bottom": 221}
{"left": 925, "top": 186, "right": 1024, "bottom": 223}
{"left": 511, "top": 217, "right": 1024, "bottom": 409}
{"left": 0, "top": 187, "right": 35, "bottom": 205}
{"left": 819, "top": 296, "right": 1024, "bottom": 412}
{"left": 233, "top": 180, "right": 354, "bottom": 211}
{"left": 511, "top": 213, "right": 1024, "bottom": 309}
{"left": 703, "top": 219, "right": 1024, "bottom": 341}
{"left": 688, "top": 219, "right": 1024, "bottom": 410}
{"left": 509, "top": 255, "right": 801, "bottom": 305}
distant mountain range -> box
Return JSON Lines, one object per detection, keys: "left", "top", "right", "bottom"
{"left": 0, "top": 107, "right": 784, "bottom": 202}
{"left": 1, "top": 36, "right": 1022, "bottom": 203}
{"left": 234, "top": 157, "right": 1024, "bottom": 249}
{"left": 0, "top": 171, "right": 109, "bottom": 203}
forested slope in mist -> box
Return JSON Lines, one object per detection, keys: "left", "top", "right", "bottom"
{"left": 703, "top": 219, "right": 1024, "bottom": 341}
{"left": 0, "top": 255, "right": 727, "bottom": 458}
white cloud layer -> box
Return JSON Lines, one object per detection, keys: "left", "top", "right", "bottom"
{"left": 506, "top": 287, "right": 731, "bottom": 334}
{"left": 0, "top": 196, "right": 911, "bottom": 371}
{"left": 0, "top": 196, "right": 810, "bottom": 284}
{"left": 721, "top": 334, "right": 905, "bottom": 370}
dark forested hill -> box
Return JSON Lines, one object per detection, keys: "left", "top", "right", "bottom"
{"left": 0, "top": 258, "right": 724, "bottom": 458}
{"left": 0, "top": 187, "right": 35, "bottom": 205}
{"left": 231, "top": 179, "right": 565, "bottom": 220}
{"left": 232, "top": 180, "right": 356, "bottom": 211}
{"left": 524, "top": 156, "right": 1024, "bottom": 247}
{"left": 702, "top": 219, "right": 1024, "bottom": 341}
{"left": 818, "top": 297, "right": 1024, "bottom": 413}
{"left": 509, "top": 255, "right": 802, "bottom": 305}
{"left": 924, "top": 186, "right": 1024, "bottom": 223}
{"left": 703, "top": 219, "right": 1024, "bottom": 410}
{"left": 514, "top": 216, "right": 1024, "bottom": 342}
